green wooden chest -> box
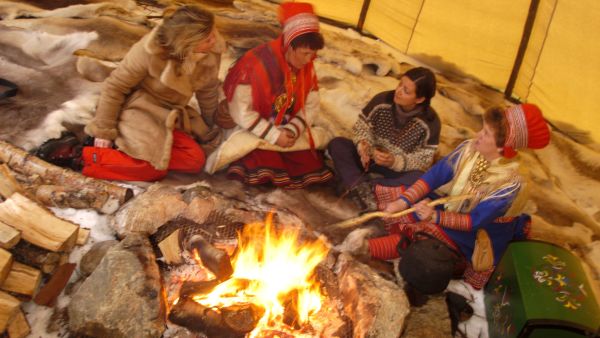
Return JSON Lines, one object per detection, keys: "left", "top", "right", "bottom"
{"left": 484, "top": 241, "right": 600, "bottom": 338}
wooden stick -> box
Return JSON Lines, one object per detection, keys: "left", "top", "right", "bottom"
{"left": 328, "top": 194, "right": 474, "bottom": 229}
{"left": 33, "top": 263, "right": 76, "bottom": 307}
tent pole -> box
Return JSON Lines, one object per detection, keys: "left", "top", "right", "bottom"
{"left": 504, "top": 0, "right": 540, "bottom": 101}
{"left": 357, "top": 0, "right": 371, "bottom": 33}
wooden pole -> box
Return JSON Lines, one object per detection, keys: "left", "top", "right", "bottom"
{"left": 357, "top": 0, "right": 372, "bottom": 33}
{"left": 504, "top": 0, "right": 540, "bottom": 100}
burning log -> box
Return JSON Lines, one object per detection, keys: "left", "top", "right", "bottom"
{"left": 179, "top": 279, "right": 220, "bottom": 299}
{"left": 184, "top": 234, "right": 233, "bottom": 281}
{"left": 168, "top": 297, "right": 264, "bottom": 337}
{"left": 0, "top": 193, "right": 79, "bottom": 252}
{"left": 1, "top": 261, "right": 41, "bottom": 297}
{"left": 0, "top": 140, "right": 133, "bottom": 214}
{"left": 11, "top": 241, "right": 62, "bottom": 274}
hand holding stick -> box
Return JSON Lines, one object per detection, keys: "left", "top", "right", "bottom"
{"left": 328, "top": 194, "right": 474, "bottom": 229}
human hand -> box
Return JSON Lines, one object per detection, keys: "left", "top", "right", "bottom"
{"left": 356, "top": 140, "right": 372, "bottom": 169}
{"left": 275, "top": 129, "right": 296, "bottom": 148}
{"left": 384, "top": 198, "right": 409, "bottom": 213}
{"left": 372, "top": 148, "right": 394, "bottom": 167}
{"left": 414, "top": 199, "right": 435, "bottom": 221}
{"left": 94, "top": 138, "right": 113, "bottom": 148}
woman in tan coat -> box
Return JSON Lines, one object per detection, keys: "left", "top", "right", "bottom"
{"left": 82, "top": 5, "right": 225, "bottom": 181}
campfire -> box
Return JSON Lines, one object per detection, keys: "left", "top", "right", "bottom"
{"left": 168, "top": 213, "right": 329, "bottom": 337}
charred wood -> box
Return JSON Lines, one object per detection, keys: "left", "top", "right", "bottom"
{"left": 179, "top": 279, "right": 220, "bottom": 299}
{"left": 168, "top": 297, "right": 264, "bottom": 338}
{"left": 184, "top": 234, "right": 233, "bottom": 281}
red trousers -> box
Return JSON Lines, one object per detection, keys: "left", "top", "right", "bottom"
{"left": 82, "top": 130, "right": 205, "bottom": 181}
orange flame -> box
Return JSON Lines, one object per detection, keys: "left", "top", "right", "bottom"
{"left": 191, "top": 213, "right": 329, "bottom": 334}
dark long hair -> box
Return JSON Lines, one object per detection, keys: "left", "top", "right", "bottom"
{"left": 403, "top": 67, "right": 437, "bottom": 108}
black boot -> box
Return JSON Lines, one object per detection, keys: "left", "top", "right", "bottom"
{"left": 34, "top": 132, "right": 82, "bottom": 170}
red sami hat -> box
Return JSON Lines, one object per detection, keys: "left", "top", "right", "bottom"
{"left": 503, "top": 103, "right": 551, "bottom": 158}
{"left": 278, "top": 2, "right": 320, "bottom": 49}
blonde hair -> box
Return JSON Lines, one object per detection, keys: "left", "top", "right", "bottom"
{"left": 157, "top": 5, "right": 214, "bottom": 63}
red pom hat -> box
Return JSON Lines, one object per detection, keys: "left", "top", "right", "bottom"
{"left": 503, "top": 103, "right": 551, "bottom": 158}
{"left": 278, "top": 2, "right": 320, "bottom": 49}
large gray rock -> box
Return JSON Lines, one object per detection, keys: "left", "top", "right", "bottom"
{"left": 68, "top": 234, "right": 166, "bottom": 338}
{"left": 336, "top": 253, "right": 410, "bottom": 338}
{"left": 112, "top": 184, "right": 187, "bottom": 237}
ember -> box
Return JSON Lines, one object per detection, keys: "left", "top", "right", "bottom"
{"left": 172, "top": 213, "right": 329, "bottom": 336}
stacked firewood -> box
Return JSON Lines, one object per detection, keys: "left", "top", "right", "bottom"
{"left": 0, "top": 140, "right": 132, "bottom": 337}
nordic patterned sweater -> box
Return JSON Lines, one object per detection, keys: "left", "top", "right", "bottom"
{"left": 352, "top": 90, "right": 441, "bottom": 172}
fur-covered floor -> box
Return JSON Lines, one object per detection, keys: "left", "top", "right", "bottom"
{"left": 1, "top": 0, "right": 600, "bottom": 337}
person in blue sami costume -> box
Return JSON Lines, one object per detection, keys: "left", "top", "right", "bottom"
{"left": 368, "top": 103, "right": 551, "bottom": 289}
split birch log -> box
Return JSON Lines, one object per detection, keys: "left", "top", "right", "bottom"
{"left": 0, "top": 164, "right": 22, "bottom": 199}
{"left": 158, "top": 229, "right": 183, "bottom": 265}
{"left": 0, "top": 140, "right": 133, "bottom": 214}
{"left": 0, "top": 221, "right": 19, "bottom": 250}
{"left": 0, "top": 249, "right": 12, "bottom": 286}
{"left": 76, "top": 228, "right": 90, "bottom": 246}
{"left": 0, "top": 291, "right": 20, "bottom": 333}
{"left": 1, "top": 262, "right": 42, "bottom": 297}
{"left": 0, "top": 193, "right": 79, "bottom": 252}
{"left": 11, "top": 242, "right": 61, "bottom": 274}
{"left": 7, "top": 309, "right": 30, "bottom": 338}
{"left": 328, "top": 194, "right": 475, "bottom": 229}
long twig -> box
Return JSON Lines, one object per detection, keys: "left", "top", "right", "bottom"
{"left": 328, "top": 194, "right": 474, "bottom": 229}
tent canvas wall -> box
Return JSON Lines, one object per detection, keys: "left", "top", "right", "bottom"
{"left": 303, "top": 0, "right": 600, "bottom": 143}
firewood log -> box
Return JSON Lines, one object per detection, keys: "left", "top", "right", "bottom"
{"left": 0, "top": 193, "right": 79, "bottom": 252}
{"left": 1, "top": 262, "right": 41, "bottom": 297}
{"left": 158, "top": 229, "right": 183, "bottom": 265}
{"left": 7, "top": 309, "right": 29, "bottom": 338}
{"left": 33, "top": 263, "right": 76, "bottom": 306}
{"left": 184, "top": 234, "right": 233, "bottom": 281}
{"left": 0, "top": 249, "right": 12, "bottom": 286}
{"left": 0, "top": 221, "right": 20, "bottom": 250}
{"left": 0, "top": 140, "right": 133, "bottom": 214}
{"left": 11, "top": 242, "right": 61, "bottom": 275}
{"left": 0, "top": 291, "right": 20, "bottom": 333}
{"left": 0, "top": 164, "right": 22, "bottom": 200}
{"left": 76, "top": 228, "right": 90, "bottom": 246}
{"left": 168, "top": 297, "right": 264, "bottom": 337}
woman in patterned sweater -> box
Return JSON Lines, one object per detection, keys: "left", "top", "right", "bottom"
{"left": 369, "top": 104, "right": 550, "bottom": 289}
{"left": 328, "top": 67, "right": 440, "bottom": 211}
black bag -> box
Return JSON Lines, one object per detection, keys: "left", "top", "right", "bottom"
{"left": 398, "top": 232, "right": 461, "bottom": 295}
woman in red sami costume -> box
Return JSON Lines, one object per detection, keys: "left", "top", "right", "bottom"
{"left": 220, "top": 2, "right": 332, "bottom": 189}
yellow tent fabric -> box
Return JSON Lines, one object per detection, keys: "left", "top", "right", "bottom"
{"left": 307, "top": 0, "right": 600, "bottom": 142}
{"left": 518, "top": 0, "right": 600, "bottom": 141}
